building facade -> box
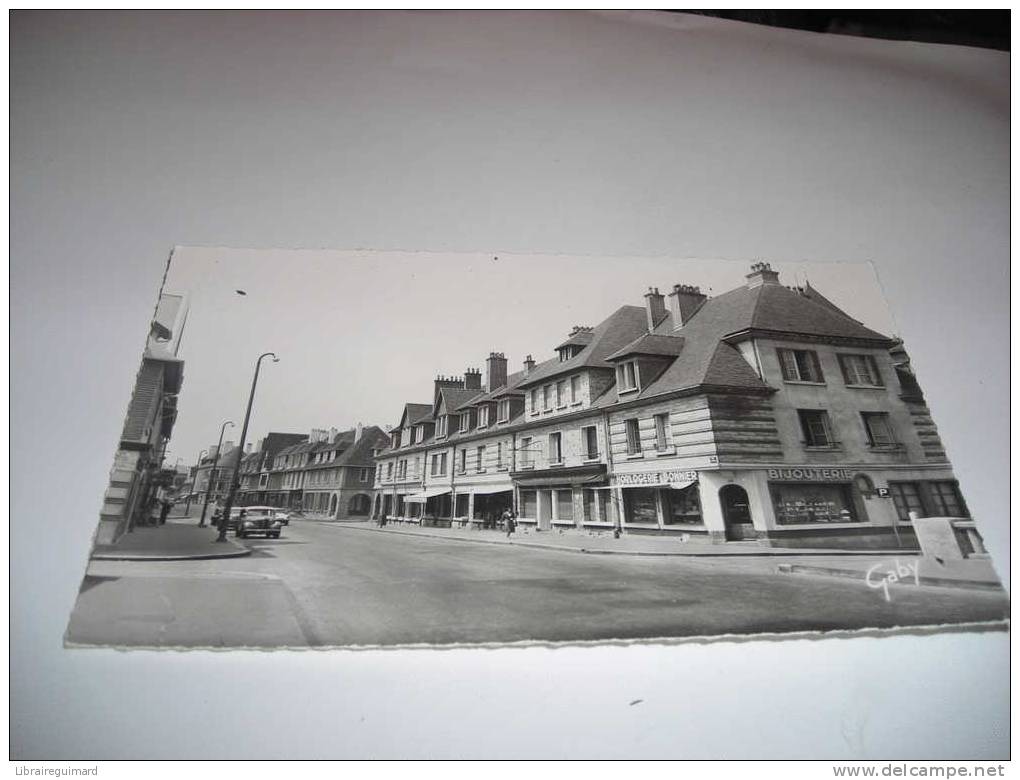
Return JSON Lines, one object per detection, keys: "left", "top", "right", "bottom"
{"left": 96, "top": 293, "right": 187, "bottom": 545}
{"left": 373, "top": 263, "right": 967, "bottom": 550}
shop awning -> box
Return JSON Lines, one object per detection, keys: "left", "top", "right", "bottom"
{"left": 514, "top": 472, "right": 607, "bottom": 488}
{"left": 468, "top": 485, "right": 514, "bottom": 496}
{"left": 668, "top": 480, "right": 697, "bottom": 491}
{"left": 404, "top": 487, "right": 451, "bottom": 503}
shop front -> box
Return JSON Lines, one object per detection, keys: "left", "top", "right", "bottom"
{"left": 512, "top": 464, "right": 609, "bottom": 531}
{"left": 613, "top": 469, "right": 704, "bottom": 535}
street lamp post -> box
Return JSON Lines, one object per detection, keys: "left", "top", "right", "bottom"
{"left": 217, "top": 352, "right": 278, "bottom": 542}
{"left": 199, "top": 421, "right": 235, "bottom": 527}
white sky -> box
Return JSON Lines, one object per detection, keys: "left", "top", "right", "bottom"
{"left": 162, "top": 247, "right": 896, "bottom": 465}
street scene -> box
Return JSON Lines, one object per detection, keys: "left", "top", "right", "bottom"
{"left": 66, "top": 249, "right": 1008, "bottom": 648}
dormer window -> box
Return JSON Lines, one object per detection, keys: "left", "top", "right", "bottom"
{"left": 478, "top": 405, "right": 490, "bottom": 428}
{"left": 459, "top": 412, "right": 471, "bottom": 433}
{"left": 498, "top": 398, "right": 511, "bottom": 423}
{"left": 617, "top": 361, "right": 639, "bottom": 393}
{"left": 436, "top": 415, "right": 448, "bottom": 438}
{"left": 558, "top": 344, "right": 583, "bottom": 362}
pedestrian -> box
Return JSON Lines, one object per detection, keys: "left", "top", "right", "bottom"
{"left": 503, "top": 508, "right": 517, "bottom": 539}
{"left": 158, "top": 498, "right": 172, "bottom": 525}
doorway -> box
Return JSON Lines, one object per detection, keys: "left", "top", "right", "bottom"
{"left": 719, "top": 484, "right": 755, "bottom": 541}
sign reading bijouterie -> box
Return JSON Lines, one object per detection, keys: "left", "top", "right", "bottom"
{"left": 616, "top": 470, "right": 699, "bottom": 486}
{"left": 767, "top": 467, "right": 854, "bottom": 481}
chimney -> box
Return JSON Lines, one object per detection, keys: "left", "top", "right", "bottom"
{"left": 668, "top": 284, "right": 708, "bottom": 330}
{"left": 523, "top": 354, "right": 535, "bottom": 376}
{"left": 485, "top": 352, "right": 508, "bottom": 392}
{"left": 245, "top": 443, "right": 253, "bottom": 454}
{"left": 355, "top": 422, "right": 364, "bottom": 442}
{"left": 464, "top": 367, "right": 482, "bottom": 390}
{"left": 746, "top": 261, "right": 780, "bottom": 288}
{"left": 644, "top": 287, "right": 666, "bottom": 332}
{"left": 328, "top": 426, "right": 338, "bottom": 442}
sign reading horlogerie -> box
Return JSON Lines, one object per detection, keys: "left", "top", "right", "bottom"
{"left": 767, "top": 468, "right": 855, "bottom": 481}
{"left": 616, "top": 470, "right": 699, "bottom": 486}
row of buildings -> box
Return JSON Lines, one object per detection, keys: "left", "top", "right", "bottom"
{"left": 185, "top": 424, "right": 388, "bottom": 521}
{"left": 371, "top": 262, "right": 968, "bottom": 550}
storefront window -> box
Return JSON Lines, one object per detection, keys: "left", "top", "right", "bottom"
{"left": 770, "top": 483, "right": 859, "bottom": 524}
{"left": 624, "top": 487, "right": 658, "bottom": 525}
{"left": 455, "top": 493, "right": 469, "bottom": 517}
{"left": 556, "top": 489, "right": 574, "bottom": 521}
{"left": 663, "top": 485, "right": 702, "bottom": 525}
{"left": 520, "top": 490, "right": 537, "bottom": 519}
{"left": 582, "top": 489, "right": 596, "bottom": 522}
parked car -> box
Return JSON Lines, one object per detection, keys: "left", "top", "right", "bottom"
{"left": 235, "top": 506, "right": 283, "bottom": 539}
{"left": 275, "top": 510, "right": 290, "bottom": 526}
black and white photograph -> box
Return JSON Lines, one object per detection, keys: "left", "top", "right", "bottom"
{"left": 64, "top": 249, "right": 1008, "bottom": 649}
{"left": 12, "top": 8, "right": 1009, "bottom": 765}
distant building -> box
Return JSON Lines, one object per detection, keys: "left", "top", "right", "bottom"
{"left": 236, "top": 432, "right": 308, "bottom": 507}
{"left": 265, "top": 426, "right": 388, "bottom": 518}
{"left": 373, "top": 263, "right": 967, "bottom": 550}
{"left": 96, "top": 292, "right": 187, "bottom": 544}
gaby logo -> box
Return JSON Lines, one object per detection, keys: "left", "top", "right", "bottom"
{"left": 866, "top": 558, "right": 920, "bottom": 601}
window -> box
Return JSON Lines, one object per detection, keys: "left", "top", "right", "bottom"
{"left": 625, "top": 418, "right": 642, "bottom": 455}
{"left": 386, "top": 462, "right": 393, "bottom": 479}
{"left": 839, "top": 354, "right": 884, "bottom": 387}
{"left": 556, "top": 380, "right": 566, "bottom": 407}
{"left": 360, "top": 468, "right": 370, "bottom": 482}
{"left": 929, "top": 481, "right": 967, "bottom": 517}
{"left": 436, "top": 415, "right": 448, "bottom": 437}
{"left": 582, "top": 426, "right": 599, "bottom": 460}
{"left": 543, "top": 385, "right": 551, "bottom": 410}
{"left": 530, "top": 389, "right": 539, "bottom": 415}
{"left": 413, "top": 457, "right": 420, "bottom": 477}
{"left": 498, "top": 399, "right": 510, "bottom": 423}
{"left": 458, "top": 449, "right": 466, "bottom": 473}
{"left": 617, "top": 361, "right": 638, "bottom": 392}
{"left": 476, "top": 445, "right": 486, "bottom": 471}
{"left": 478, "top": 405, "right": 489, "bottom": 427}
{"left": 582, "top": 489, "right": 596, "bottom": 522}
{"left": 888, "top": 482, "right": 924, "bottom": 521}
{"left": 414, "top": 426, "right": 423, "bottom": 443}
{"left": 496, "top": 442, "right": 504, "bottom": 469}
{"left": 861, "top": 412, "right": 896, "bottom": 447}
{"left": 439, "top": 453, "right": 448, "bottom": 475}
{"left": 556, "top": 489, "right": 574, "bottom": 521}
{"left": 430, "top": 455, "right": 439, "bottom": 476}
{"left": 664, "top": 484, "right": 702, "bottom": 525}
{"left": 778, "top": 348, "right": 824, "bottom": 383}
{"left": 770, "top": 483, "right": 859, "bottom": 524}
{"left": 520, "top": 490, "right": 537, "bottom": 518}
{"left": 624, "top": 488, "right": 658, "bottom": 525}
{"left": 459, "top": 413, "right": 470, "bottom": 433}
{"left": 520, "top": 437, "right": 533, "bottom": 468}
{"left": 654, "top": 413, "right": 672, "bottom": 452}
{"left": 570, "top": 375, "right": 581, "bottom": 404}
{"left": 548, "top": 432, "right": 563, "bottom": 464}
{"left": 798, "top": 409, "right": 835, "bottom": 447}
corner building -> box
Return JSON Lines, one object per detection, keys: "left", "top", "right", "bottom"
{"left": 374, "top": 263, "right": 967, "bottom": 550}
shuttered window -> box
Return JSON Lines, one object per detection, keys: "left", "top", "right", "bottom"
{"left": 798, "top": 409, "right": 834, "bottom": 447}
{"left": 777, "top": 348, "right": 824, "bottom": 383}
{"left": 625, "top": 418, "right": 642, "bottom": 454}
{"left": 861, "top": 412, "right": 896, "bottom": 446}
{"left": 839, "top": 354, "right": 884, "bottom": 387}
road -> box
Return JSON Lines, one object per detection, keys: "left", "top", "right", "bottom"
{"left": 67, "top": 519, "right": 1010, "bottom": 648}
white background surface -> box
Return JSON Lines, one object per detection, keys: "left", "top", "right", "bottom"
{"left": 11, "top": 11, "right": 1009, "bottom": 759}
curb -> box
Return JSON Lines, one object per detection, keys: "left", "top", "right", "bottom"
{"left": 91, "top": 540, "right": 252, "bottom": 562}
{"left": 776, "top": 563, "right": 1004, "bottom": 592}
{"left": 325, "top": 523, "right": 921, "bottom": 559}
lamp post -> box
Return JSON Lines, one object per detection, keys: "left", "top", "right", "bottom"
{"left": 217, "top": 352, "right": 278, "bottom": 542}
{"left": 199, "top": 421, "right": 235, "bottom": 527}
{"left": 184, "top": 449, "right": 207, "bottom": 516}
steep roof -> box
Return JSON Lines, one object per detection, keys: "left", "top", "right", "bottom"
{"left": 606, "top": 333, "right": 686, "bottom": 361}
{"left": 334, "top": 426, "right": 391, "bottom": 467}
{"left": 460, "top": 368, "right": 528, "bottom": 407}
{"left": 517, "top": 305, "right": 650, "bottom": 389}
{"left": 722, "top": 282, "right": 892, "bottom": 343}
{"left": 436, "top": 387, "right": 484, "bottom": 416}
{"left": 554, "top": 329, "right": 595, "bottom": 351}
{"left": 401, "top": 403, "right": 433, "bottom": 427}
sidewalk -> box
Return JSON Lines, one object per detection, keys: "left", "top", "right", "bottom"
{"left": 323, "top": 520, "right": 919, "bottom": 558}
{"left": 91, "top": 518, "right": 251, "bottom": 561}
